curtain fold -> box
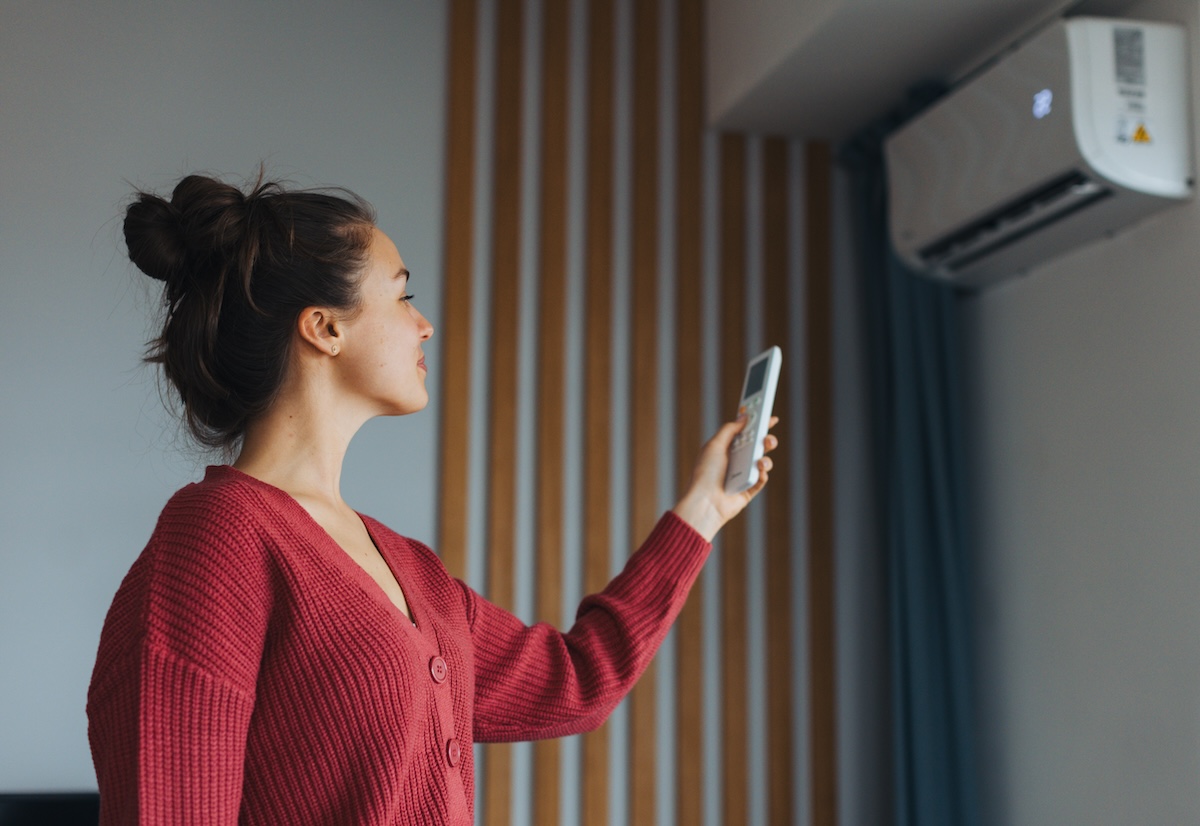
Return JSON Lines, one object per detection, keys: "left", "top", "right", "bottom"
{"left": 841, "top": 103, "right": 982, "bottom": 826}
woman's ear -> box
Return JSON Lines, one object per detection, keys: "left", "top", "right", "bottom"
{"left": 296, "top": 307, "right": 344, "bottom": 357}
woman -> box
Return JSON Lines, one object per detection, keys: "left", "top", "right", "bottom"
{"left": 88, "top": 174, "right": 779, "bottom": 825}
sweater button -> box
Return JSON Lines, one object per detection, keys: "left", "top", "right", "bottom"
{"left": 430, "top": 656, "right": 448, "bottom": 684}
{"left": 446, "top": 738, "right": 461, "bottom": 767}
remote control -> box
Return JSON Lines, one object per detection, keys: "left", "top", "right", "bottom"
{"left": 724, "top": 346, "right": 782, "bottom": 494}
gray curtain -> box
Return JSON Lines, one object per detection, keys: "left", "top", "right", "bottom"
{"left": 841, "top": 103, "right": 982, "bottom": 826}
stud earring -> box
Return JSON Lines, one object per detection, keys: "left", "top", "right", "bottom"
{"left": 330, "top": 344, "right": 340, "bottom": 355}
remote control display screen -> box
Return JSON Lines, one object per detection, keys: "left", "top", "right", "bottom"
{"left": 745, "top": 358, "right": 768, "bottom": 397}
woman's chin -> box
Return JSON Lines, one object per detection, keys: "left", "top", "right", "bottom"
{"left": 381, "top": 395, "right": 430, "bottom": 417}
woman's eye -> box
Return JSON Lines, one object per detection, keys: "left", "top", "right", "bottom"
{"left": 401, "top": 294, "right": 415, "bottom": 303}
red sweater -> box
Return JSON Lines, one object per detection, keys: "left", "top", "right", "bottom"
{"left": 87, "top": 466, "right": 709, "bottom": 825}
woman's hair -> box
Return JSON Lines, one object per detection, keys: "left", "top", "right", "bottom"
{"left": 124, "top": 173, "right": 377, "bottom": 450}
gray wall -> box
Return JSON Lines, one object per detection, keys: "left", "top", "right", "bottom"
{"left": 0, "top": 0, "right": 447, "bottom": 789}
{"left": 965, "top": 1, "right": 1200, "bottom": 822}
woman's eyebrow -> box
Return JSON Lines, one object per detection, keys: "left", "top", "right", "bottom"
{"left": 395, "top": 267, "right": 411, "bottom": 282}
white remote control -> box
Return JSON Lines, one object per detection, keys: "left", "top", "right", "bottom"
{"left": 724, "top": 346, "right": 782, "bottom": 494}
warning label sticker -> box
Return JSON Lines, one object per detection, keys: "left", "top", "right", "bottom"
{"left": 1117, "top": 117, "right": 1153, "bottom": 144}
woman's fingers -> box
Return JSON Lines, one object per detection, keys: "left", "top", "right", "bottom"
{"left": 745, "top": 457, "right": 771, "bottom": 498}
{"left": 673, "top": 417, "right": 782, "bottom": 540}
{"left": 760, "top": 417, "right": 781, "bottom": 454}
{"left": 710, "top": 416, "right": 748, "bottom": 452}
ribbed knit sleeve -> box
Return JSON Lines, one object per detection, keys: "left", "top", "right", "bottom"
{"left": 88, "top": 481, "right": 274, "bottom": 826}
{"left": 467, "top": 511, "right": 710, "bottom": 742}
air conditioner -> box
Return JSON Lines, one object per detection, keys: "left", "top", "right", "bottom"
{"left": 885, "top": 17, "right": 1193, "bottom": 289}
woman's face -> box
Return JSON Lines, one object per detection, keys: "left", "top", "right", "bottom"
{"left": 335, "top": 227, "right": 434, "bottom": 417}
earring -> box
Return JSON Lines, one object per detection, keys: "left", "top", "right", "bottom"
{"left": 330, "top": 344, "right": 340, "bottom": 355}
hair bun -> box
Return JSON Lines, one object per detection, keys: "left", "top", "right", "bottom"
{"left": 125, "top": 175, "right": 255, "bottom": 289}
{"left": 169, "top": 174, "right": 250, "bottom": 244}
{"left": 124, "top": 192, "right": 187, "bottom": 284}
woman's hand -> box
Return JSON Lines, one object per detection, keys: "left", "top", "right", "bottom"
{"left": 671, "top": 416, "right": 781, "bottom": 542}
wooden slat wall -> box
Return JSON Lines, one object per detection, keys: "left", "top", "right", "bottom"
{"left": 672, "top": 0, "right": 705, "bottom": 823}
{"left": 763, "top": 137, "right": 795, "bottom": 826}
{"left": 582, "top": 1, "right": 615, "bottom": 823}
{"left": 628, "top": 0, "right": 660, "bottom": 823}
{"left": 532, "top": 1, "right": 570, "bottom": 824}
{"left": 483, "top": 1, "right": 525, "bottom": 824}
{"left": 436, "top": 0, "right": 478, "bottom": 582}
{"left": 437, "top": 3, "right": 831, "bottom": 824}
{"left": 719, "top": 132, "right": 750, "bottom": 826}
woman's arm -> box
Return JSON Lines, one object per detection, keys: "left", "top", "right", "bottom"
{"left": 466, "top": 511, "right": 709, "bottom": 742}
{"left": 468, "top": 417, "right": 779, "bottom": 742}
{"left": 87, "top": 485, "right": 272, "bottom": 825}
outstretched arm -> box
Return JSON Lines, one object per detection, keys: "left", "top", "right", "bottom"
{"left": 470, "top": 417, "right": 780, "bottom": 742}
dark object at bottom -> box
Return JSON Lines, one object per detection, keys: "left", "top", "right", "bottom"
{"left": 0, "top": 793, "right": 100, "bottom": 826}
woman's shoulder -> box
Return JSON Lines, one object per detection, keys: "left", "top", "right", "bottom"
{"left": 155, "top": 464, "right": 311, "bottom": 549}
{"left": 137, "top": 465, "right": 283, "bottom": 590}
{"left": 160, "top": 464, "right": 272, "bottom": 525}
{"left": 91, "top": 466, "right": 279, "bottom": 701}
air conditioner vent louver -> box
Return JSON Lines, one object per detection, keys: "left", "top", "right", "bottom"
{"left": 918, "top": 171, "right": 1112, "bottom": 274}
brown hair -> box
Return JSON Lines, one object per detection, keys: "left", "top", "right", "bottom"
{"left": 124, "top": 173, "right": 376, "bottom": 449}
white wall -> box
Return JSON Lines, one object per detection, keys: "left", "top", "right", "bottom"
{"left": 0, "top": 0, "right": 447, "bottom": 790}
{"left": 964, "top": 2, "right": 1200, "bottom": 822}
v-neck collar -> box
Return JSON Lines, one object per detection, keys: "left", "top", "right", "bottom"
{"left": 207, "top": 465, "right": 426, "bottom": 639}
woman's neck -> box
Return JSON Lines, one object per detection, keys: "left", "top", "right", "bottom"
{"left": 233, "top": 386, "right": 366, "bottom": 508}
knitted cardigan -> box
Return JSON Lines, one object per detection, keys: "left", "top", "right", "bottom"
{"left": 87, "top": 466, "right": 709, "bottom": 825}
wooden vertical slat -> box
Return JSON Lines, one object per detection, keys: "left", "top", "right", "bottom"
{"left": 582, "top": 1, "right": 616, "bottom": 823}
{"left": 437, "top": 0, "right": 478, "bottom": 580}
{"left": 533, "top": 1, "right": 569, "bottom": 824}
{"left": 762, "top": 137, "right": 795, "bottom": 826}
{"left": 806, "top": 140, "right": 837, "bottom": 826}
{"left": 483, "top": 2, "right": 525, "bottom": 824}
{"left": 629, "top": 0, "right": 660, "bottom": 823}
{"left": 719, "top": 133, "right": 749, "bottom": 826}
{"left": 673, "top": 0, "right": 705, "bottom": 823}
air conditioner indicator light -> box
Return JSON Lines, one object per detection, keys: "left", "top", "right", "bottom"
{"left": 1033, "top": 88, "right": 1053, "bottom": 119}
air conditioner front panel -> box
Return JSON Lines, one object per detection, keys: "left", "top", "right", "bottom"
{"left": 887, "top": 21, "right": 1083, "bottom": 261}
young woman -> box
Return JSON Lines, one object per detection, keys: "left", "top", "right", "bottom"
{"left": 88, "top": 174, "right": 779, "bottom": 825}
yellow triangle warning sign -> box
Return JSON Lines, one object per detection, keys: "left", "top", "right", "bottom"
{"left": 1132, "top": 124, "right": 1152, "bottom": 144}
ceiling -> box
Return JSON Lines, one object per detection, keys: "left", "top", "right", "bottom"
{"left": 707, "top": 0, "right": 1143, "bottom": 140}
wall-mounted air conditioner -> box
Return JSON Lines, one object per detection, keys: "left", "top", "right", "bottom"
{"left": 885, "top": 17, "right": 1193, "bottom": 289}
